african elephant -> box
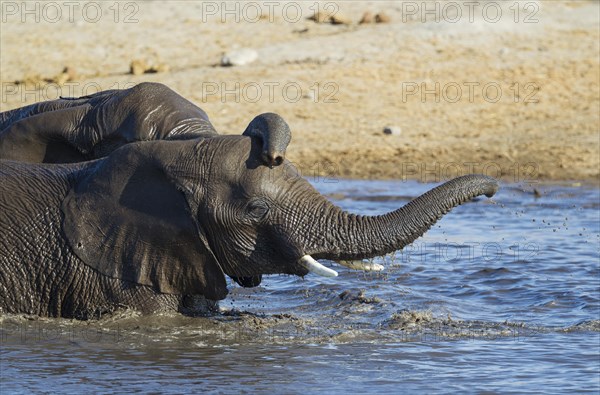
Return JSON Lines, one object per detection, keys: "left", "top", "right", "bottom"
{"left": 0, "top": 82, "right": 291, "bottom": 167}
{"left": 0, "top": 83, "right": 290, "bottom": 289}
{"left": 0, "top": 133, "right": 498, "bottom": 318}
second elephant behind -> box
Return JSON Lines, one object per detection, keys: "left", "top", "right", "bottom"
{"left": 0, "top": 82, "right": 290, "bottom": 167}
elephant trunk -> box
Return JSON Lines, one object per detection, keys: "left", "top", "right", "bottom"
{"left": 302, "top": 175, "right": 498, "bottom": 269}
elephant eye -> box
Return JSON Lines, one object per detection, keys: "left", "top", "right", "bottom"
{"left": 246, "top": 200, "right": 269, "bottom": 221}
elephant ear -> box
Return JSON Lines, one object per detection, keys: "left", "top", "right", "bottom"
{"left": 61, "top": 147, "right": 228, "bottom": 300}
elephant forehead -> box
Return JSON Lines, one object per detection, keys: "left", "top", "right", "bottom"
{"left": 211, "top": 135, "right": 300, "bottom": 181}
{"left": 239, "top": 162, "right": 302, "bottom": 193}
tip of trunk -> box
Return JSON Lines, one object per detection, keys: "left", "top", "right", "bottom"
{"left": 478, "top": 176, "right": 499, "bottom": 198}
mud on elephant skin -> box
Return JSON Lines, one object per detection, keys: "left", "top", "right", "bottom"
{"left": 0, "top": 134, "right": 498, "bottom": 318}
{"left": 0, "top": 82, "right": 292, "bottom": 166}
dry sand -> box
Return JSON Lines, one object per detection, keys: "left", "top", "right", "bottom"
{"left": 1, "top": 0, "right": 598, "bottom": 183}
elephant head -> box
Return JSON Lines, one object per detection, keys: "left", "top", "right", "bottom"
{"left": 61, "top": 135, "right": 497, "bottom": 300}
{"left": 0, "top": 83, "right": 215, "bottom": 163}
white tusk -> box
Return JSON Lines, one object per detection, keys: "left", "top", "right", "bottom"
{"left": 299, "top": 255, "right": 338, "bottom": 277}
{"left": 338, "top": 260, "right": 384, "bottom": 272}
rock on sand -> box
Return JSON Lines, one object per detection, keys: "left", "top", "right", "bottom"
{"left": 221, "top": 48, "right": 258, "bottom": 67}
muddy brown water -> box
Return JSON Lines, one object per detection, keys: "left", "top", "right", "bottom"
{"left": 2, "top": 179, "right": 599, "bottom": 393}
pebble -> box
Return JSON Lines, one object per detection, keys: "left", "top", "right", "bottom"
{"left": 221, "top": 48, "right": 258, "bottom": 67}
{"left": 383, "top": 126, "right": 402, "bottom": 136}
{"left": 53, "top": 73, "right": 69, "bottom": 85}
{"left": 307, "top": 11, "right": 329, "bottom": 23}
{"left": 303, "top": 91, "right": 316, "bottom": 101}
{"left": 375, "top": 13, "right": 391, "bottom": 23}
{"left": 359, "top": 12, "right": 374, "bottom": 24}
{"left": 308, "top": 11, "right": 351, "bottom": 25}
{"left": 330, "top": 14, "right": 352, "bottom": 25}
{"left": 130, "top": 59, "right": 148, "bottom": 75}
{"left": 153, "top": 63, "right": 170, "bottom": 73}
{"left": 130, "top": 59, "right": 169, "bottom": 75}
{"left": 51, "top": 66, "right": 77, "bottom": 85}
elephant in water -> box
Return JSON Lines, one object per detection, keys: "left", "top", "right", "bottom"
{"left": 0, "top": 83, "right": 290, "bottom": 290}
{"left": 0, "top": 132, "right": 498, "bottom": 318}
{"left": 0, "top": 82, "right": 290, "bottom": 167}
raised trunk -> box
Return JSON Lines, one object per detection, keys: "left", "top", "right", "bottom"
{"left": 306, "top": 174, "right": 498, "bottom": 261}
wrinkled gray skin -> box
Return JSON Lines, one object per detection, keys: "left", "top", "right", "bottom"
{"left": 0, "top": 82, "right": 291, "bottom": 167}
{"left": 0, "top": 83, "right": 291, "bottom": 288}
{"left": 0, "top": 134, "right": 498, "bottom": 318}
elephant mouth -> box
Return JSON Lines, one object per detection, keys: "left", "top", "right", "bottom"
{"left": 297, "top": 255, "right": 384, "bottom": 278}
{"left": 234, "top": 254, "right": 383, "bottom": 281}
